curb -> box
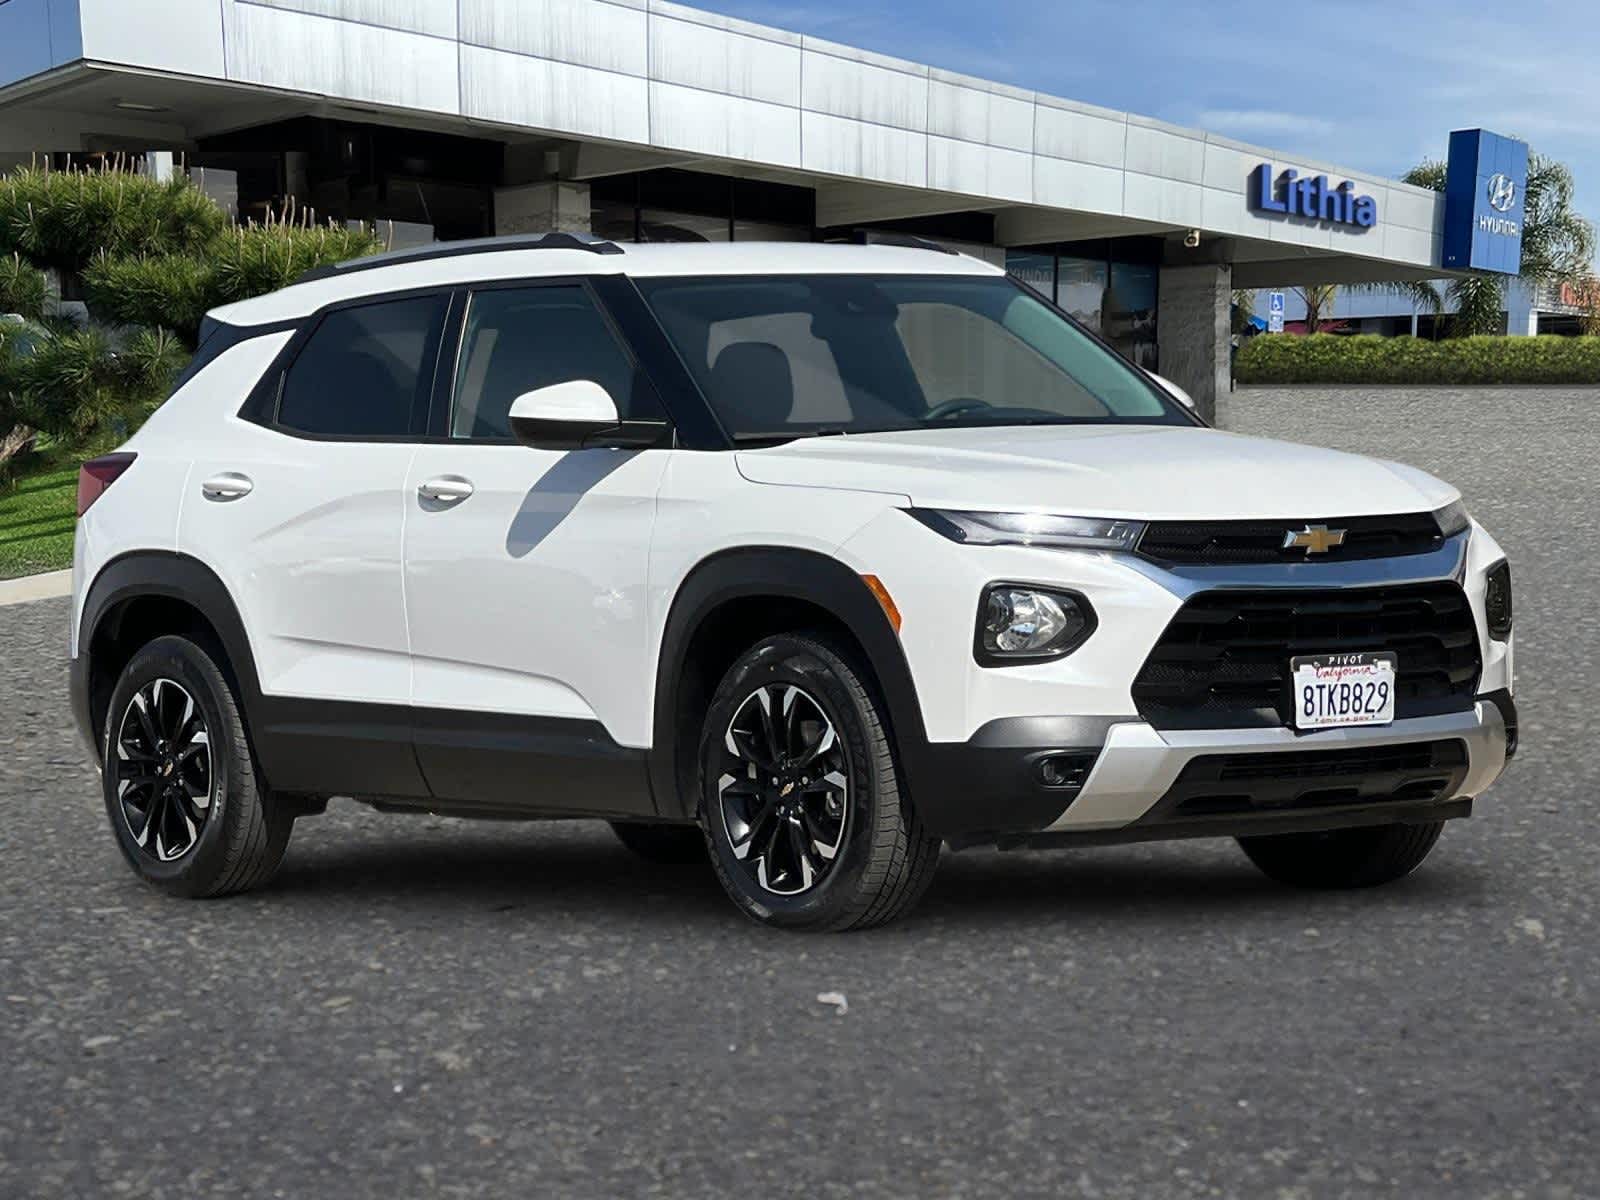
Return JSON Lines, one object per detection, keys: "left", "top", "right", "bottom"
{"left": 0, "top": 568, "right": 72, "bottom": 607}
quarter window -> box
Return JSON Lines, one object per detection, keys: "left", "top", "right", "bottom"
{"left": 276, "top": 295, "right": 448, "bottom": 438}
{"left": 450, "top": 285, "right": 663, "bottom": 440}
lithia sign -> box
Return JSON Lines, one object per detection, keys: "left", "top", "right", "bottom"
{"left": 1249, "top": 164, "right": 1378, "bottom": 229}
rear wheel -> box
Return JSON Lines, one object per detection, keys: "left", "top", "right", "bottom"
{"left": 102, "top": 635, "right": 293, "bottom": 898}
{"left": 1238, "top": 820, "right": 1445, "bottom": 889}
{"left": 609, "top": 821, "right": 705, "bottom": 864}
{"left": 698, "top": 632, "right": 940, "bottom": 931}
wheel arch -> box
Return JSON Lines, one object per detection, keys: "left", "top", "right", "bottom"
{"left": 648, "top": 546, "right": 929, "bottom": 822}
{"left": 74, "top": 551, "right": 264, "bottom": 762}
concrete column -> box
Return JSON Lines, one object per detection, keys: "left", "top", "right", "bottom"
{"left": 1156, "top": 263, "right": 1231, "bottom": 424}
{"left": 494, "top": 181, "right": 591, "bottom": 235}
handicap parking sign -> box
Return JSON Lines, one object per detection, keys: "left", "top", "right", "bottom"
{"left": 1267, "top": 290, "right": 1285, "bottom": 333}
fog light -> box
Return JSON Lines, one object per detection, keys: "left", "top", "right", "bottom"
{"left": 1485, "top": 560, "right": 1512, "bottom": 640}
{"left": 976, "top": 584, "right": 1096, "bottom": 665}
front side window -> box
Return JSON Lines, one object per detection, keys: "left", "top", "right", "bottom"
{"left": 276, "top": 295, "right": 447, "bottom": 437}
{"left": 636, "top": 274, "right": 1187, "bottom": 442}
{"left": 449, "top": 284, "right": 663, "bottom": 440}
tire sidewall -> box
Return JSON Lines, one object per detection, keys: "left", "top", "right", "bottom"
{"left": 698, "top": 635, "right": 887, "bottom": 928}
{"left": 101, "top": 636, "right": 243, "bottom": 893}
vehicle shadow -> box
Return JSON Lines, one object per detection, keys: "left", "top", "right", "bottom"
{"left": 261, "top": 820, "right": 1483, "bottom": 934}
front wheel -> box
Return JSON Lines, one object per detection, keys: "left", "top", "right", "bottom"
{"left": 1238, "top": 820, "right": 1445, "bottom": 889}
{"left": 101, "top": 635, "right": 293, "bottom": 898}
{"left": 698, "top": 632, "right": 940, "bottom": 931}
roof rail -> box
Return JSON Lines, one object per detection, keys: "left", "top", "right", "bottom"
{"left": 296, "top": 231, "right": 625, "bottom": 284}
{"left": 843, "top": 230, "right": 959, "bottom": 255}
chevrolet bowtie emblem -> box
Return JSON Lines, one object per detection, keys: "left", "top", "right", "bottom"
{"left": 1283, "top": 524, "right": 1347, "bottom": 554}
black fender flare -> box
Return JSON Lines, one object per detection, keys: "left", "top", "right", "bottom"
{"left": 74, "top": 551, "right": 265, "bottom": 751}
{"left": 647, "top": 546, "right": 932, "bottom": 822}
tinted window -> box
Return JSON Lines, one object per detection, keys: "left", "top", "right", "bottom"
{"left": 638, "top": 274, "right": 1186, "bottom": 441}
{"left": 450, "top": 285, "right": 663, "bottom": 440}
{"left": 277, "top": 295, "right": 448, "bottom": 437}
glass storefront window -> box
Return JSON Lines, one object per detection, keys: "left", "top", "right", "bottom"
{"left": 1107, "top": 261, "right": 1158, "bottom": 370}
{"left": 1057, "top": 256, "right": 1109, "bottom": 334}
{"left": 1005, "top": 251, "right": 1054, "bottom": 301}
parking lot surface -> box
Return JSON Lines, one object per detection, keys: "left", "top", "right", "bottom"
{"left": 1, "top": 386, "right": 1595, "bottom": 1198}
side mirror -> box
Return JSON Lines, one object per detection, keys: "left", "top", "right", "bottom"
{"left": 507, "top": 380, "right": 667, "bottom": 451}
{"left": 1150, "top": 373, "right": 1197, "bottom": 410}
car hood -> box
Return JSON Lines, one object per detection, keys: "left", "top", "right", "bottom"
{"left": 734, "top": 424, "right": 1458, "bottom": 519}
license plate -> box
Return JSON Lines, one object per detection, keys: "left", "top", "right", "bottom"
{"left": 1291, "top": 652, "right": 1397, "bottom": 730}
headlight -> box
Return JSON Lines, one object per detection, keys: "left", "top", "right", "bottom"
{"left": 1433, "top": 499, "right": 1470, "bottom": 537}
{"left": 909, "top": 509, "right": 1144, "bottom": 552}
{"left": 976, "top": 584, "right": 1096, "bottom": 664}
{"left": 1485, "top": 559, "right": 1513, "bottom": 639}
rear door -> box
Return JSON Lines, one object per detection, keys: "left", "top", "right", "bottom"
{"left": 180, "top": 291, "right": 451, "bottom": 796}
{"left": 401, "top": 279, "right": 670, "bottom": 813}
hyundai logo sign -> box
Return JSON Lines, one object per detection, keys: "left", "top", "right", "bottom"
{"left": 1442, "top": 129, "right": 1527, "bottom": 275}
{"left": 1487, "top": 173, "right": 1518, "bottom": 213}
{"left": 1249, "top": 164, "right": 1378, "bottom": 229}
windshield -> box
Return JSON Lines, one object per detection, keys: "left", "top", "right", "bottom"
{"left": 635, "top": 273, "right": 1192, "bottom": 441}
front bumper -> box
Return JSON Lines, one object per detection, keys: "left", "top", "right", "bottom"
{"left": 921, "top": 697, "right": 1512, "bottom": 847}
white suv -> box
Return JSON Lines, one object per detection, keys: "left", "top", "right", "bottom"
{"left": 68, "top": 234, "right": 1516, "bottom": 930}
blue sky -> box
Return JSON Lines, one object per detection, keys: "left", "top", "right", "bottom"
{"left": 698, "top": 0, "right": 1599, "bottom": 219}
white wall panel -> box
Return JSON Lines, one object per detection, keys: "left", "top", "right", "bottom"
{"left": 1201, "top": 142, "right": 1257, "bottom": 193}
{"left": 460, "top": 43, "right": 647, "bottom": 143}
{"left": 801, "top": 111, "right": 925, "bottom": 187}
{"left": 1125, "top": 122, "right": 1205, "bottom": 184}
{"left": 928, "top": 136, "right": 1030, "bottom": 203}
{"left": 649, "top": 14, "right": 800, "bottom": 107}
{"left": 1033, "top": 157, "right": 1122, "bottom": 216}
{"left": 1384, "top": 185, "right": 1442, "bottom": 232}
{"left": 1380, "top": 223, "right": 1435, "bottom": 266}
{"left": 928, "top": 80, "right": 1032, "bottom": 153}
{"left": 236, "top": 0, "right": 457, "bottom": 39}
{"left": 1123, "top": 173, "right": 1204, "bottom": 225}
{"left": 80, "top": 0, "right": 223, "bottom": 76}
{"left": 801, "top": 50, "right": 927, "bottom": 132}
{"left": 461, "top": 0, "right": 647, "bottom": 77}
{"left": 649, "top": 81, "right": 799, "bottom": 167}
{"left": 1200, "top": 186, "right": 1257, "bottom": 238}
{"left": 1033, "top": 103, "right": 1125, "bottom": 169}
{"left": 224, "top": 2, "right": 458, "bottom": 112}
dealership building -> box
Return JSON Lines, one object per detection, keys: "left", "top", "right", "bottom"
{"left": 0, "top": 0, "right": 1527, "bottom": 417}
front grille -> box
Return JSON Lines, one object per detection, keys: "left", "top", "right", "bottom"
{"left": 1138, "top": 512, "right": 1446, "bottom": 565}
{"left": 1132, "top": 582, "right": 1481, "bottom": 729}
{"left": 1155, "top": 739, "right": 1469, "bottom": 820}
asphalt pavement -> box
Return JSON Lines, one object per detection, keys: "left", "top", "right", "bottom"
{"left": 1, "top": 386, "right": 1595, "bottom": 1198}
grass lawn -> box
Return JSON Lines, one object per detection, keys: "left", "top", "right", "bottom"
{"left": 0, "top": 464, "right": 76, "bottom": 580}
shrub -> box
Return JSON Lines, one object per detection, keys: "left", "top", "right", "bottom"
{"left": 83, "top": 219, "right": 384, "bottom": 343}
{"left": 0, "top": 161, "right": 227, "bottom": 272}
{"left": 1, "top": 253, "right": 49, "bottom": 319}
{"left": 1236, "top": 333, "right": 1600, "bottom": 385}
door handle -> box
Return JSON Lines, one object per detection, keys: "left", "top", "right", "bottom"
{"left": 418, "top": 477, "right": 475, "bottom": 504}
{"left": 200, "top": 472, "right": 254, "bottom": 501}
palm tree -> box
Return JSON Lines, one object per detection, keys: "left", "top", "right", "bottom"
{"left": 1293, "top": 284, "right": 1340, "bottom": 334}
{"left": 1397, "top": 152, "right": 1596, "bottom": 336}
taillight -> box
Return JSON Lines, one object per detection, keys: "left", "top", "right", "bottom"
{"left": 77, "top": 453, "right": 137, "bottom": 517}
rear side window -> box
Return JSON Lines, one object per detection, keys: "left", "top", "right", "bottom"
{"left": 449, "top": 284, "right": 663, "bottom": 440}
{"left": 276, "top": 295, "right": 448, "bottom": 437}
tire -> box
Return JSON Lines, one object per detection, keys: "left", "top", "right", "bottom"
{"left": 698, "top": 631, "right": 940, "bottom": 931}
{"left": 101, "top": 634, "right": 293, "bottom": 898}
{"left": 609, "top": 821, "right": 705, "bottom": 864}
{"left": 1237, "top": 820, "right": 1445, "bottom": 889}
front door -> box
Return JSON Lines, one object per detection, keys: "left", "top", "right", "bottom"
{"left": 402, "top": 281, "right": 668, "bottom": 814}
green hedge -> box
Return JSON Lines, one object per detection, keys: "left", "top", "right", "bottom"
{"left": 1236, "top": 334, "right": 1600, "bottom": 384}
